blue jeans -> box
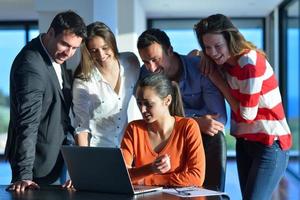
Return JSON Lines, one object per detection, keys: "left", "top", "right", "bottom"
{"left": 236, "top": 138, "right": 289, "bottom": 200}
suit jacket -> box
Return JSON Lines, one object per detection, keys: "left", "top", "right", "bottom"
{"left": 5, "top": 35, "right": 73, "bottom": 184}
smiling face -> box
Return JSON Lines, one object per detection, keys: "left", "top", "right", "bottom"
{"left": 45, "top": 28, "right": 83, "bottom": 64}
{"left": 136, "top": 86, "right": 171, "bottom": 123}
{"left": 202, "top": 33, "right": 232, "bottom": 65}
{"left": 138, "top": 42, "right": 173, "bottom": 75}
{"left": 87, "top": 36, "right": 115, "bottom": 66}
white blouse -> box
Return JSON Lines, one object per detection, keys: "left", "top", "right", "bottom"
{"left": 72, "top": 52, "right": 142, "bottom": 147}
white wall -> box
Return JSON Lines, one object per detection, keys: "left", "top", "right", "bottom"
{"left": 34, "top": 0, "right": 147, "bottom": 70}
{"left": 117, "top": 0, "right": 146, "bottom": 56}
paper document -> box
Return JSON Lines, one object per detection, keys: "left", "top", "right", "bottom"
{"left": 163, "top": 186, "right": 228, "bottom": 197}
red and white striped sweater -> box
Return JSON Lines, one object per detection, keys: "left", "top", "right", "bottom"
{"left": 225, "top": 50, "right": 292, "bottom": 150}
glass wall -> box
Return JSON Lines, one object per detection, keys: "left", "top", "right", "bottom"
{"left": 0, "top": 22, "right": 38, "bottom": 154}
{"left": 150, "top": 18, "right": 264, "bottom": 152}
{"left": 150, "top": 19, "right": 264, "bottom": 54}
{"left": 280, "top": 0, "right": 300, "bottom": 179}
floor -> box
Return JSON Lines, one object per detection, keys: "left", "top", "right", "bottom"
{"left": 224, "top": 159, "right": 300, "bottom": 200}
{"left": 0, "top": 159, "right": 299, "bottom": 199}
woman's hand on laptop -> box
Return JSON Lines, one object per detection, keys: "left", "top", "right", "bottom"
{"left": 62, "top": 179, "right": 75, "bottom": 190}
{"left": 152, "top": 154, "right": 171, "bottom": 174}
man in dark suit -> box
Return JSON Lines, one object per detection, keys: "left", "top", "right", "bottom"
{"left": 5, "top": 10, "right": 86, "bottom": 192}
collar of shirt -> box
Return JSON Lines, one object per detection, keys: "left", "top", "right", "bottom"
{"left": 39, "top": 35, "right": 63, "bottom": 89}
{"left": 92, "top": 63, "right": 125, "bottom": 83}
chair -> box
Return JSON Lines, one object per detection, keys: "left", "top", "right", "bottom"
{"left": 202, "top": 131, "right": 227, "bottom": 192}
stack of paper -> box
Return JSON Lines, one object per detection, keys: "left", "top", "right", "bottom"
{"left": 163, "top": 186, "right": 228, "bottom": 198}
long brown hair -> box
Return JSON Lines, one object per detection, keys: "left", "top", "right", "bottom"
{"left": 194, "top": 14, "right": 266, "bottom": 58}
{"left": 74, "top": 21, "right": 119, "bottom": 81}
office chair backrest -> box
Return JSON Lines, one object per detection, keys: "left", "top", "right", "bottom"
{"left": 202, "top": 132, "right": 227, "bottom": 192}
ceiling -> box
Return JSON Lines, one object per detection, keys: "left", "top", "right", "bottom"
{"left": 139, "top": 0, "right": 284, "bottom": 18}
{"left": 0, "top": 0, "right": 284, "bottom": 20}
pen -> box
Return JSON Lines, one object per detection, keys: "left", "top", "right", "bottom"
{"left": 173, "top": 188, "right": 193, "bottom": 196}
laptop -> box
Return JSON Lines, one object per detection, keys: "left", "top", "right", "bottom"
{"left": 61, "top": 145, "right": 163, "bottom": 195}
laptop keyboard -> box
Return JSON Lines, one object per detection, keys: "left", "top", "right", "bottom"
{"left": 134, "top": 185, "right": 147, "bottom": 191}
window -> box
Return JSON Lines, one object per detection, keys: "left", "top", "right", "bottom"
{"left": 150, "top": 18, "right": 264, "bottom": 54}
{"left": 0, "top": 22, "right": 38, "bottom": 154}
{"left": 280, "top": 0, "right": 300, "bottom": 178}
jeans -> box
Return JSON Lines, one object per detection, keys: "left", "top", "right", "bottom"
{"left": 236, "top": 138, "right": 289, "bottom": 200}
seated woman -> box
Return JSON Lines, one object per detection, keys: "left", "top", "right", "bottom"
{"left": 121, "top": 73, "right": 205, "bottom": 187}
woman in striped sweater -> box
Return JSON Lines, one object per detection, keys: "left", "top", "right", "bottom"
{"left": 194, "top": 14, "right": 292, "bottom": 200}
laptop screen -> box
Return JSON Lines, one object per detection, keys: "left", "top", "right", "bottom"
{"left": 61, "top": 146, "right": 162, "bottom": 194}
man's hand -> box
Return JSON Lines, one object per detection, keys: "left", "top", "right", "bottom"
{"left": 187, "top": 49, "right": 202, "bottom": 57}
{"left": 194, "top": 114, "right": 224, "bottom": 136}
{"left": 6, "top": 180, "right": 40, "bottom": 192}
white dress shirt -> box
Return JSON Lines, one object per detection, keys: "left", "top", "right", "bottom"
{"left": 72, "top": 52, "right": 141, "bottom": 147}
